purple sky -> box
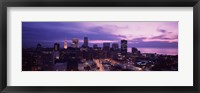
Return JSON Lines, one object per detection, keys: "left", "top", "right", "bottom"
{"left": 22, "top": 22, "right": 178, "bottom": 48}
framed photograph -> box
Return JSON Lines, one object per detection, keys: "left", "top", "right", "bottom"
{"left": 0, "top": 0, "right": 199, "bottom": 93}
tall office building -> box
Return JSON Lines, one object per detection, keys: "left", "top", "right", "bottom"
{"left": 83, "top": 37, "right": 88, "bottom": 47}
{"left": 66, "top": 47, "right": 80, "bottom": 71}
{"left": 132, "top": 47, "right": 138, "bottom": 54}
{"left": 121, "top": 40, "right": 127, "bottom": 55}
{"left": 112, "top": 43, "right": 119, "bottom": 50}
{"left": 93, "top": 44, "right": 98, "bottom": 49}
{"left": 103, "top": 43, "right": 110, "bottom": 58}
{"left": 103, "top": 43, "right": 110, "bottom": 51}
{"left": 36, "top": 43, "right": 42, "bottom": 52}
{"left": 72, "top": 38, "right": 79, "bottom": 48}
{"left": 53, "top": 43, "right": 60, "bottom": 64}
{"left": 35, "top": 43, "right": 43, "bottom": 69}
{"left": 54, "top": 43, "right": 60, "bottom": 51}
{"left": 64, "top": 39, "right": 68, "bottom": 49}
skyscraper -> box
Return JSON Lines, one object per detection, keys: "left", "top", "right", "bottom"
{"left": 66, "top": 47, "right": 80, "bottom": 71}
{"left": 83, "top": 37, "right": 88, "bottom": 47}
{"left": 103, "top": 43, "right": 110, "bottom": 58}
{"left": 93, "top": 44, "right": 98, "bottom": 49}
{"left": 54, "top": 43, "right": 60, "bottom": 51}
{"left": 103, "top": 43, "right": 110, "bottom": 51}
{"left": 64, "top": 39, "right": 68, "bottom": 49}
{"left": 72, "top": 38, "right": 79, "bottom": 48}
{"left": 53, "top": 43, "right": 60, "bottom": 64}
{"left": 121, "top": 40, "right": 127, "bottom": 55}
{"left": 36, "top": 43, "right": 42, "bottom": 52}
{"left": 112, "top": 43, "right": 119, "bottom": 50}
{"left": 132, "top": 47, "right": 138, "bottom": 54}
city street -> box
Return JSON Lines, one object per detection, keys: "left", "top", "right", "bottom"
{"left": 93, "top": 59, "right": 104, "bottom": 71}
{"left": 93, "top": 58, "right": 143, "bottom": 71}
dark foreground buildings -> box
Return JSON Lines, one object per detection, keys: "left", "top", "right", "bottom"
{"left": 22, "top": 37, "right": 178, "bottom": 71}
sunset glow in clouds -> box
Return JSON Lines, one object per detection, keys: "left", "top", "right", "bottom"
{"left": 22, "top": 22, "right": 178, "bottom": 48}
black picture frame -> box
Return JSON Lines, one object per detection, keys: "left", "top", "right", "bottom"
{"left": 0, "top": 0, "right": 199, "bottom": 93}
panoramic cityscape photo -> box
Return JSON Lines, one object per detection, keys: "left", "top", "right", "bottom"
{"left": 22, "top": 22, "right": 178, "bottom": 71}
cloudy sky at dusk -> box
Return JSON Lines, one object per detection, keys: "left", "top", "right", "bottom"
{"left": 22, "top": 22, "right": 178, "bottom": 48}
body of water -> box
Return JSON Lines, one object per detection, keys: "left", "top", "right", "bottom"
{"left": 128, "top": 47, "right": 178, "bottom": 55}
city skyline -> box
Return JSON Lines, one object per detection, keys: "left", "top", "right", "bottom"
{"left": 22, "top": 22, "right": 178, "bottom": 71}
{"left": 22, "top": 22, "right": 178, "bottom": 49}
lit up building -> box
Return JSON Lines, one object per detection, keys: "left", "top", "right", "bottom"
{"left": 72, "top": 38, "right": 79, "bottom": 48}
{"left": 53, "top": 43, "right": 60, "bottom": 64}
{"left": 64, "top": 39, "right": 68, "bottom": 49}
{"left": 121, "top": 40, "right": 127, "bottom": 55}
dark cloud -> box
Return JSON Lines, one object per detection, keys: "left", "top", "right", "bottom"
{"left": 128, "top": 41, "right": 178, "bottom": 48}
{"left": 117, "top": 35, "right": 127, "bottom": 38}
{"left": 22, "top": 22, "right": 122, "bottom": 48}
{"left": 158, "top": 29, "right": 167, "bottom": 33}
{"left": 150, "top": 34, "right": 178, "bottom": 40}
{"left": 132, "top": 37, "right": 147, "bottom": 42}
{"left": 88, "top": 26, "right": 104, "bottom": 33}
{"left": 86, "top": 26, "right": 121, "bottom": 40}
{"left": 151, "top": 35, "right": 166, "bottom": 39}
